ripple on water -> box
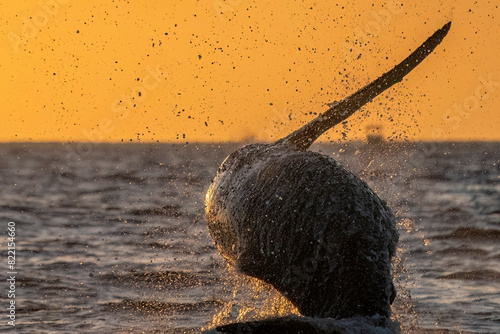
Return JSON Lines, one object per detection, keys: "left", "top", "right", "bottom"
{"left": 100, "top": 270, "right": 217, "bottom": 289}
{"left": 105, "top": 299, "right": 224, "bottom": 315}
{"left": 432, "top": 227, "right": 500, "bottom": 242}
{"left": 437, "top": 270, "right": 500, "bottom": 281}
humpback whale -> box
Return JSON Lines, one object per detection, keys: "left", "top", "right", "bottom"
{"left": 204, "top": 22, "right": 451, "bottom": 327}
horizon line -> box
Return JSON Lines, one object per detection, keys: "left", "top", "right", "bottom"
{"left": 0, "top": 139, "right": 499, "bottom": 145}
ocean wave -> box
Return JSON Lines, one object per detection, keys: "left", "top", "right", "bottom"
{"left": 100, "top": 270, "right": 214, "bottom": 288}
{"left": 432, "top": 207, "right": 474, "bottom": 224}
{"left": 432, "top": 227, "right": 500, "bottom": 241}
{"left": 1, "top": 204, "right": 37, "bottom": 213}
{"left": 129, "top": 204, "right": 182, "bottom": 217}
{"left": 105, "top": 298, "right": 223, "bottom": 314}
{"left": 39, "top": 260, "right": 99, "bottom": 272}
{"left": 146, "top": 242, "right": 216, "bottom": 254}
{"left": 418, "top": 172, "right": 451, "bottom": 181}
{"left": 16, "top": 277, "right": 62, "bottom": 288}
{"left": 18, "top": 301, "right": 57, "bottom": 313}
{"left": 75, "top": 186, "right": 123, "bottom": 195}
{"left": 143, "top": 226, "right": 184, "bottom": 237}
{"left": 435, "top": 246, "right": 489, "bottom": 257}
{"left": 490, "top": 253, "right": 500, "bottom": 260}
{"left": 437, "top": 270, "right": 500, "bottom": 281}
{"left": 487, "top": 208, "right": 500, "bottom": 215}
{"left": 102, "top": 172, "right": 144, "bottom": 183}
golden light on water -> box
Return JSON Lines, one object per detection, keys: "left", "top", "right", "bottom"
{"left": 1, "top": 1, "right": 499, "bottom": 143}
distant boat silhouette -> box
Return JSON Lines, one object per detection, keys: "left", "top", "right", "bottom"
{"left": 366, "top": 124, "right": 385, "bottom": 145}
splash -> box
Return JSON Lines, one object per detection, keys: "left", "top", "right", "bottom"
{"left": 391, "top": 233, "right": 418, "bottom": 332}
{"left": 203, "top": 266, "right": 299, "bottom": 330}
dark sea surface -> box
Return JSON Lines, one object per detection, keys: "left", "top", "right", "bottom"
{"left": 0, "top": 142, "right": 498, "bottom": 333}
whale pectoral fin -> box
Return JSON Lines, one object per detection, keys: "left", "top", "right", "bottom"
{"left": 279, "top": 21, "right": 452, "bottom": 151}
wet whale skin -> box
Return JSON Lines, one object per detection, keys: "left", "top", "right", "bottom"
{"left": 205, "top": 143, "right": 398, "bottom": 319}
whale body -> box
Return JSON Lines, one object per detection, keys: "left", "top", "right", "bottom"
{"left": 206, "top": 142, "right": 398, "bottom": 318}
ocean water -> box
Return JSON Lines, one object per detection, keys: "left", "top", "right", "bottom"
{"left": 0, "top": 142, "right": 498, "bottom": 333}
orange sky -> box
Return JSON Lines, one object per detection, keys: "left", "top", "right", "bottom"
{"left": 1, "top": 0, "right": 499, "bottom": 143}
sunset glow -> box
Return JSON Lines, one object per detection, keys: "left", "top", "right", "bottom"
{"left": 1, "top": 0, "right": 499, "bottom": 143}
